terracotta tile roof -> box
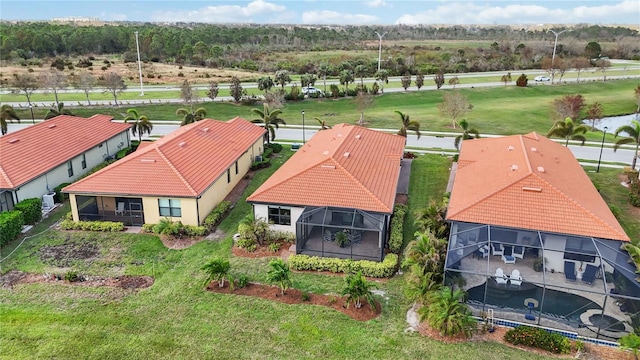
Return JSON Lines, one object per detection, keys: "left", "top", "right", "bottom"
{"left": 247, "top": 124, "right": 405, "bottom": 213}
{"left": 63, "top": 118, "right": 265, "bottom": 197}
{"left": 446, "top": 132, "right": 630, "bottom": 241}
{"left": 0, "top": 115, "right": 131, "bottom": 190}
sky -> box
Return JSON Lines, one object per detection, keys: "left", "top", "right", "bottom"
{"left": 1, "top": 0, "right": 639, "bottom": 25}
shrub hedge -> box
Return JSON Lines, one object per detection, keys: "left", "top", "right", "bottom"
{"left": 288, "top": 253, "right": 398, "bottom": 278}
{"left": 0, "top": 211, "right": 24, "bottom": 246}
{"left": 14, "top": 198, "right": 42, "bottom": 225}
{"left": 268, "top": 143, "right": 283, "bottom": 153}
{"left": 54, "top": 182, "right": 71, "bottom": 203}
{"left": 503, "top": 326, "right": 571, "bottom": 354}
{"left": 59, "top": 219, "right": 124, "bottom": 232}
{"left": 204, "top": 200, "right": 232, "bottom": 231}
{"left": 388, "top": 204, "right": 407, "bottom": 253}
{"left": 142, "top": 222, "right": 206, "bottom": 236}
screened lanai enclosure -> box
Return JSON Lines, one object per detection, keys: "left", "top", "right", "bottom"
{"left": 446, "top": 222, "right": 640, "bottom": 340}
{"left": 295, "top": 206, "right": 388, "bottom": 261}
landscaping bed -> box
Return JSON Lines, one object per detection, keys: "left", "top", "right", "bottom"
{"left": 205, "top": 280, "right": 381, "bottom": 322}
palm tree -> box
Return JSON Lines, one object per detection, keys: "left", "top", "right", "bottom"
{"left": 453, "top": 119, "right": 480, "bottom": 150}
{"left": 394, "top": 111, "right": 421, "bottom": 139}
{"left": 402, "top": 231, "right": 447, "bottom": 278}
{"left": 176, "top": 107, "right": 207, "bottom": 126}
{"left": 1, "top": 104, "right": 20, "bottom": 135}
{"left": 315, "top": 117, "right": 332, "bottom": 130}
{"left": 414, "top": 200, "right": 450, "bottom": 239}
{"left": 251, "top": 104, "right": 286, "bottom": 145}
{"left": 266, "top": 259, "right": 292, "bottom": 295}
{"left": 201, "top": 258, "right": 231, "bottom": 288}
{"left": 124, "top": 109, "right": 153, "bottom": 142}
{"left": 44, "top": 102, "right": 74, "bottom": 120}
{"left": 404, "top": 265, "right": 440, "bottom": 303}
{"left": 546, "top": 117, "right": 588, "bottom": 146}
{"left": 614, "top": 120, "right": 640, "bottom": 170}
{"left": 340, "top": 271, "right": 377, "bottom": 309}
{"left": 419, "top": 286, "right": 475, "bottom": 338}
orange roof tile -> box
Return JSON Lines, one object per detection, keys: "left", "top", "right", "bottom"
{"left": 0, "top": 115, "right": 131, "bottom": 190}
{"left": 63, "top": 118, "right": 265, "bottom": 197}
{"left": 247, "top": 124, "right": 405, "bottom": 213}
{"left": 446, "top": 132, "right": 630, "bottom": 241}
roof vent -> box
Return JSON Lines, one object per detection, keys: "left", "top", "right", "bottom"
{"left": 322, "top": 150, "right": 329, "bottom": 156}
{"left": 178, "top": 141, "right": 186, "bottom": 147}
{"left": 343, "top": 152, "right": 350, "bottom": 158}
{"left": 47, "top": 124, "right": 57, "bottom": 129}
{"left": 337, "top": 133, "right": 342, "bottom": 138}
{"left": 522, "top": 186, "right": 542, "bottom": 192}
{"left": 8, "top": 138, "right": 19, "bottom": 144}
{"left": 537, "top": 166, "right": 545, "bottom": 173}
{"left": 511, "top": 164, "right": 518, "bottom": 171}
{"left": 355, "top": 134, "right": 361, "bottom": 140}
{"left": 531, "top": 147, "right": 537, "bottom": 152}
{"left": 141, "top": 159, "right": 156, "bottom": 163}
{"left": 321, "top": 164, "right": 336, "bottom": 169}
{"left": 507, "top": 146, "right": 514, "bottom": 151}
{"left": 202, "top": 127, "right": 209, "bottom": 133}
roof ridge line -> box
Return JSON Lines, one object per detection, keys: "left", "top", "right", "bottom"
{"left": 519, "top": 135, "right": 534, "bottom": 174}
{"left": 331, "top": 156, "right": 390, "bottom": 213}
{"left": 155, "top": 147, "right": 199, "bottom": 196}
{"left": 531, "top": 172, "right": 630, "bottom": 241}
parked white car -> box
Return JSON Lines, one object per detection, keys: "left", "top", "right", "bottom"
{"left": 302, "top": 86, "right": 324, "bottom": 96}
{"left": 534, "top": 76, "right": 551, "bottom": 82}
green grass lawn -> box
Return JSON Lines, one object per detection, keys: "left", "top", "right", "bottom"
{"left": 0, "top": 152, "right": 552, "bottom": 359}
{"left": 13, "top": 79, "right": 637, "bottom": 144}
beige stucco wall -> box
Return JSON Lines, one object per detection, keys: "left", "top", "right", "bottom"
{"left": 13, "top": 130, "right": 130, "bottom": 204}
{"left": 253, "top": 203, "right": 305, "bottom": 234}
{"left": 141, "top": 196, "right": 198, "bottom": 226}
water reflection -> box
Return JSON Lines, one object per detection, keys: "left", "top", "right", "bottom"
{"left": 594, "top": 114, "right": 639, "bottom": 132}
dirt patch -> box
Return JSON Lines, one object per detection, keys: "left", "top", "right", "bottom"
{"left": 1, "top": 270, "right": 154, "bottom": 290}
{"left": 159, "top": 235, "right": 206, "bottom": 250}
{"left": 39, "top": 242, "right": 100, "bottom": 266}
{"left": 395, "top": 194, "right": 408, "bottom": 205}
{"left": 231, "top": 241, "right": 292, "bottom": 259}
{"left": 206, "top": 280, "right": 381, "bottom": 322}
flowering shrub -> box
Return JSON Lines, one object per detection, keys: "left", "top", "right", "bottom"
{"left": 504, "top": 326, "right": 571, "bottom": 354}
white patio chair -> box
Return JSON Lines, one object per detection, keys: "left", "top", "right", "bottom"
{"left": 510, "top": 269, "right": 522, "bottom": 286}
{"left": 512, "top": 245, "right": 525, "bottom": 259}
{"left": 115, "top": 202, "right": 125, "bottom": 216}
{"left": 494, "top": 268, "right": 508, "bottom": 285}
{"left": 491, "top": 243, "right": 504, "bottom": 256}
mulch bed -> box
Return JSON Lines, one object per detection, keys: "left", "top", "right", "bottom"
{"left": 1, "top": 270, "right": 154, "bottom": 290}
{"left": 206, "top": 280, "right": 381, "bottom": 322}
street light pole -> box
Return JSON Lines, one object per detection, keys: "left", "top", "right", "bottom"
{"left": 548, "top": 29, "right": 570, "bottom": 68}
{"left": 134, "top": 31, "right": 144, "bottom": 96}
{"left": 28, "top": 104, "right": 35, "bottom": 124}
{"left": 374, "top": 31, "right": 387, "bottom": 72}
{"left": 597, "top": 126, "right": 608, "bottom": 173}
{"left": 302, "top": 110, "right": 305, "bottom": 144}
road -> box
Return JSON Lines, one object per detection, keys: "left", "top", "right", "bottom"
{"left": 5, "top": 123, "right": 636, "bottom": 169}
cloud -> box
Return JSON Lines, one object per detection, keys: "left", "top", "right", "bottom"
{"left": 100, "top": 12, "right": 127, "bottom": 21}
{"left": 364, "top": 0, "right": 390, "bottom": 8}
{"left": 395, "top": 0, "right": 639, "bottom": 25}
{"left": 302, "top": 10, "right": 378, "bottom": 25}
{"left": 150, "top": 0, "right": 286, "bottom": 23}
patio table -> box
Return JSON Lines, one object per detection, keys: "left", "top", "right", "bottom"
{"left": 502, "top": 255, "right": 516, "bottom": 264}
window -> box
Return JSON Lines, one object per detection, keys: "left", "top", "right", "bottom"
{"left": 564, "top": 236, "right": 596, "bottom": 263}
{"left": 268, "top": 207, "right": 291, "bottom": 225}
{"left": 235, "top": 161, "right": 238, "bottom": 175}
{"left": 67, "top": 161, "right": 74, "bottom": 177}
{"left": 227, "top": 169, "right": 231, "bottom": 183}
{"left": 158, "top": 199, "right": 181, "bottom": 217}
{"left": 81, "top": 154, "right": 87, "bottom": 169}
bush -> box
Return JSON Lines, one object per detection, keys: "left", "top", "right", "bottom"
{"left": 503, "top": 326, "right": 571, "bottom": 354}
{"left": 269, "top": 143, "right": 283, "bottom": 153}
{"left": 142, "top": 223, "right": 155, "bottom": 233}
{"left": 263, "top": 147, "right": 274, "bottom": 159}
{"left": 59, "top": 219, "right": 124, "bottom": 232}
{"left": 268, "top": 243, "right": 281, "bottom": 252}
{"left": 630, "top": 192, "right": 640, "bottom": 207}
{"left": 388, "top": 204, "right": 407, "bottom": 253}
{"left": 516, "top": 73, "right": 528, "bottom": 87}
{"left": 235, "top": 274, "right": 249, "bottom": 288}
{"left": 54, "top": 183, "right": 71, "bottom": 203}
{"left": 204, "top": 200, "right": 232, "bottom": 231}
{"left": 116, "top": 147, "right": 131, "bottom": 159}
{"left": 0, "top": 211, "right": 24, "bottom": 246}
{"left": 288, "top": 253, "right": 398, "bottom": 278}
{"left": 183, "top": 225, "right": 207, "bottom": 236}
{"left": 237, "top": 237, "right": 257, "bottom": 252}
{"left": 14, "top": 198, "right": 42, "bottom": 225}
{"left": 64, "top": 271, "right": 81, "bottom": 282}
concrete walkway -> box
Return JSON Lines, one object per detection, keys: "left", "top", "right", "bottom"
{"left": 397, "top": 159, "right": 412, "bottom": 195}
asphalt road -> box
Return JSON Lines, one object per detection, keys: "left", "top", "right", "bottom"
{"left": 5, "top": 123, "right": 637, "bottom": 169}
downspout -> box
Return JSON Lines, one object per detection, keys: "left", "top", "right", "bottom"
{"left": 196, "top": 196, "right": 201, "bottom": 225}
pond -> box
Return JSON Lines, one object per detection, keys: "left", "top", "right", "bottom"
{"left": 467, "top": 281, "right": 601, "bottom": 327}
{"left": 593, "top": 113, "right": 639, "bottom": 132}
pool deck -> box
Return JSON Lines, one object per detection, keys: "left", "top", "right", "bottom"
{"left": 455, "top": 253, "right": 632, "bottom": 339}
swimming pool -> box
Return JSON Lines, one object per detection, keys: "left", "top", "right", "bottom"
{"left": 466, "top": 281, "right": 602, "bottom": 326}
